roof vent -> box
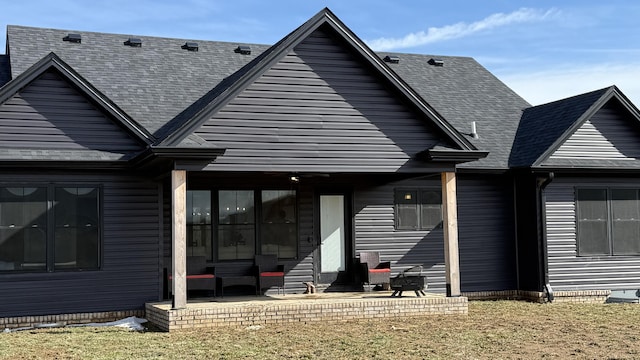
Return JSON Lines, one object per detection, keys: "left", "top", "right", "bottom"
{"left": 124, "top": 38, "right": 142, "bottom": 47}
{"left": 428, "top": 58, "right": 444, "bottom": 67}
{"left": 181, "top": 42, "right": 199, "bottom": 52}
{"left": 383, "top": 55, "right": 400, "bottom": 64}
{"left": 234, "top": 45, "right": 251, "bottom": 55}
{"left": 63, "top": 33, "right": 82, "bottom": 43}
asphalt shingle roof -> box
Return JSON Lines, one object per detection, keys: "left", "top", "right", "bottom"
{"left": 5, "top": 22, "right": 531, "bottom": 169}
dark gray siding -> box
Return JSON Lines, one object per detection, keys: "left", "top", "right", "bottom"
{"left": 457, "top": 175, "right": 517, "bottom": 291}
{"left": 353, "top": 175, "right": 516, "bottom": 293}
{"left": 546, "top": 177, "right": 640, "bottom": 290}
{"left": 197, "top": 28, "right": 446, "bottom": 173}
{"left": 0, "top": 70, "right": 142, "bottom": 156}
{"left": 354, "top": 178, "right": 446, "bottom": 292}
{"left": 0, "top": 172, "right": 161, "bottom": 317}
{"left": 545, "top": 101, "right": 640, "bottom": 167}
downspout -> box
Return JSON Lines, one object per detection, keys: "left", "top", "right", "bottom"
{"left": 537, "top": 172, "right": 554, "bottom": 302}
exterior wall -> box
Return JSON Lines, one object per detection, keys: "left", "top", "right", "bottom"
{"left": 457, "top": 174, "right": 517, "bottom": 291}
{"left": 354, "top": 175, "right": 516, "bottom": 293}
{"left": 0, "top": 172, "right": 162, "bottom": 317}
{"left": 197, "top": 27, "right": 448, "bottom": 173}
{"left": 545, "top": 177, "right": 640, "bottom": 291}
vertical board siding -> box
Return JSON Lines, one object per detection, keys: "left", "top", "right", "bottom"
{"left": 0, "top": 172, "right": 161, "bottom": 317}
{"left": 546, "top": 178, "right": 640, "bottom": 290}
{"left": 547, "top": 102, "right": 640, "bottom": 164}
{"left": 0, "top": 70, "right": 142, "bottom": 154}
{"left": 457, "top": 175, "right": 517, "bottom": 291}
{"left": 198, "top": 27, "right": 443, "bottom": 173}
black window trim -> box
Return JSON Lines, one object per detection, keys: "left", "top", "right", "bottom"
{"left": 186, "top": 188, "right": 299, "bottom": 262}
{"left": 0, "top": 183, "right": 103, "bottom": 273}
{"left": 576, "top": 186, "right": 640, "bottom": 257}
{"left": 394, "top": 187, "right": 442, "bottom": 231}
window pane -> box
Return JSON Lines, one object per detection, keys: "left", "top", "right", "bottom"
{"left": 0, "top": 187, "right": 47, "bottom": 271}
{"left": 576, "top": 189, "right": 609, "bottom": 256}
{"left": 420, "top": 190, "right": 442, "bottom": 230}
{"left": 217, "top": 224, "right": 255, "bottom": 260}
{"left": 54, "top": 187, "right": 100, "bottom": 270}
{"left": 612, "top": 189, "right": 640, "bottom": 255}
{"left": 217, "top": 191, "right": 255, "bottom": 260}
{"left": 261, "top": 190, "right": 297, "bottom": 259}
{"left": 187, "top": 191, "right": 212, "bottom": 260}
{"left": 395, "top": 190, "right": 418, "bottom": 230}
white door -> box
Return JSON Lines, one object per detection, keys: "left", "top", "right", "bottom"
{"left": 320, "top": 195, "right": 345, "bottom": 274}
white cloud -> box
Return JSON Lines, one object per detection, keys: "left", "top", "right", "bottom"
{"left": 366, "top": 7, "right": 558, "bottom": 51}
{"left": 497, "top": 63, "right": 640, "bottom": 106}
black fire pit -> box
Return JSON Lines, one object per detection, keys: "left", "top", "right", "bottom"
{"left": 390, "top": 266, "right": 427, "bottom": 297}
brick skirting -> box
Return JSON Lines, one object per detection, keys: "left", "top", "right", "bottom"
{"left": 551, "top": 290, "right": 611, "bottom": 303}
{"left": 462, "top": 289, "right": 612, "bottom": 304}
{"left": 0, "top": 310, "right": 145, "bottom": 330}
{"left": 146, "top": 295, "right": 468, "bottom": 331}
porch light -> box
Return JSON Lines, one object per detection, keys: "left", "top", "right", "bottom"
{"left": 289, "top": 175, "right": 300, "bottom": 183}
{"left": 404, "top": 193, "right": 412, "bottom": 200}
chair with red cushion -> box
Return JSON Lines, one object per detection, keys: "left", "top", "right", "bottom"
{"left": 255, "top": 254, "right": 285, "bottom": 295}
{"left": 358, "top": 251, "right": 391, "bottom": 291}
{"left": 168, "top": 256, "right": 216, "bottom": 297}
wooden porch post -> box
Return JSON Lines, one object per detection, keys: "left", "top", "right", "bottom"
{"left": 171, "top": 170, "right": 187, "bottom": 309}
{"left": 441, "top": 171, "right": 461, "bottom": 297}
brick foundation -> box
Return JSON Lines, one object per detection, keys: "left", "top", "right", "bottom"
{"left": 0, "top": 310, "right": 145, "bottom": 330}
{"left": 462, "top": 290, "right": 547, "bottom": 303}
{"left": 551, "top": 290, "right": 611, "bottom": 303}
{"left": 146, "top": 296, "right": 468, "bottom": 331}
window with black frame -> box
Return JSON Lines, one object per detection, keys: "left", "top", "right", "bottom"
{"left": 0, "top": 185, "right": 100, "bottom": 272}
{"left": 576, "top": 187, "right": 640, "bottom": 256}
{"left": 217, "top": 190, "right": 256, "bottom": 260}
{"left": 395, "top": 188, "right": 442, "bottom": 230}
{"left": 186, "top": 190, "right": 212, "bottom": 261}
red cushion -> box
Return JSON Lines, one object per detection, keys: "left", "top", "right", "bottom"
{"left": 168, "top": 274, "right": 215, "bottom": 280}
{"left": 261, "top": 271, "right": 285, "bottom": 277}
{"left": 369, "top": 268, "right": 391, "bottom": 273}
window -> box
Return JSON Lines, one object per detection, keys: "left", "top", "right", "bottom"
{"left": 0, "top": 185, "right": 101, "bottom": 272}
{"left": 394, "top": 189, "right": 442, "bottom": 230}
{"left": 576, "top": 188, "right": 640, "bottom": 256}
{"left": 187, "top": 190, "right": 212, "bottom": 261}
{"left": 186, "top": 189, "right": 298, "bottom": 261}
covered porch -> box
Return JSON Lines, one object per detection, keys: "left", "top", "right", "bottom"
{"left": 146, "top": 291, "right": 468, "bottom": 331}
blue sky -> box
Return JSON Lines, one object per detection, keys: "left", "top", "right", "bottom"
{"left": 1, "top": 0, "right": 639, "bottom": 106}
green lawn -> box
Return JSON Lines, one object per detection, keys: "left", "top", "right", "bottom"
{"left": 1, "top": 301, "right": 639, "bottom": 359}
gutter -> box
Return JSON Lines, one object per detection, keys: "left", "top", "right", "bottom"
{"left": 537, "top": 172, "right": 555, "bottom": 302}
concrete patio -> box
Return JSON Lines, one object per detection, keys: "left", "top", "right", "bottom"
{"left": 146, "top": 291, "right": 468, "bottom": 331}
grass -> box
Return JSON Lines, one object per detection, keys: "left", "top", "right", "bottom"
{"left": 1, "top": 301, "right": 640, "bottom": 359}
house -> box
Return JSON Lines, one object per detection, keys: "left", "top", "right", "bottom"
{"left": 0, "top": 8, "right": 636, "bottom": 322}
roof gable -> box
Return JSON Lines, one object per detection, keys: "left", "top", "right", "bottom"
{"left": 157, "top": 8, "right": 477, "bottom": 156}
{"left": 190, "top": 26, "right": 464, "bottom": 173}
{"left": 510, "top": 86, "right": 640, "bottom": 168}
{"left": 0, "top": 53, "right": 152, "bottom": 161}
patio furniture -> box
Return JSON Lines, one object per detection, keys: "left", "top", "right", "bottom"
{"left": 358, "top": 251, "right": 391, "bottom": 291}
{"left": 390, "top": 266, "right": 427, "bottom": 297}
{"left": 218, "top": 275, "right": 257, "bottom": 297}
{"left": 255, "top": 254, "right": 285, "bottom": 295}
{"left": 168, "top": 256, "right": 216, "bottom": 297}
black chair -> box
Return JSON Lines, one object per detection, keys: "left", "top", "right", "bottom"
{"left": 358, "top": 251, "right": 391, "bottom": 291}
{"left": 255, "top": 254, "right": 285, "bottom": 295}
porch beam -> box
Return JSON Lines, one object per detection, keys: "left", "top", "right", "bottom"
{"left": 441, "top": 171, "right": 461, "bottom": 297}
{"left": 171, "top": 170, "right": 187, "bottom": 309}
